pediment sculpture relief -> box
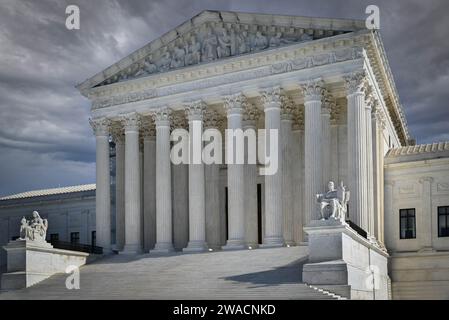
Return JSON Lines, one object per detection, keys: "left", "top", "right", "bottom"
{"left": 99, "top": 23, "right": 318, "bottom": 86}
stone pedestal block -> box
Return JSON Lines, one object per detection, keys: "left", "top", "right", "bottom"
{"left": 1, "top": 239, "right": 88, "bottom": 290}
{"left": 302, "top": 220, "right": 390, "bottom": 300}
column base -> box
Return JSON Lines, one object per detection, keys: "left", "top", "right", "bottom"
{"left": 150, "top": 242, "right": 174, "bottom": 254}
{"left": 121, "top": 244, "right": 143, "bottom": 255}
{"left": 260, "top": 236, "right": 284, "bottom": 248}
{"left": 183, "top": 241, "right": 208, "bottom": 253}
{"left": 222, "top": 239, "right": 246, "bottom": 251}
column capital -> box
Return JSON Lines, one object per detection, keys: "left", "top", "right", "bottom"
{"left": 121, "top": 113, "right": 141, "bottom": 132}
{"left": 292, "top": 107, "right": 304, "bottom": 131}
{"left": 300, "top": 79, "right": 324, "bottom": 102}
{"left": 243, "top": 102, "right": 260, "bottom": 123}
{"left": 141, "top": 116, "right": 156, "bottom": 138}
{"left": 372, "top": 103, "right": 387, "bottom": 129}
{"left": 184, "top": 100, "right": 206, "bottom": 121}
{"left": 261, "top": 86, "right": 282, "bottom": 110}
{"left": 152, "top": 107, "right": 172, "bottom": 126}
{"left": 203, "top": 110, "right": 223, "bottom": 129}
{"left": 322, "top": 91, "right": 334, "bottom": 116}
{"left": 280, "top": 95, "right": 294, "bottom": 121}
{"left": 110, "top": 123, "right": 125, "bottom": 144}
{"left": 343, "top": 70, "right": 368, "bottom": 95}
{"left": 224, "top": 93, "right": 246, "bottom": 117}
{"left": 89, "top": 117, "right": 110, "bottom": 136}
{"left": 171, "top": 113, "right": 188, "bottom": 131}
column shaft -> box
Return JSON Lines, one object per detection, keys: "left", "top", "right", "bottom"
{"left": 123, "top": 114, "right": 142, "bottom": 253}
{"left": 115, "top": 136, "right": 125, "bottom": 251}
{"left": 143, "top": 135, "right": 156, "bottom": 252}
{"left": 281, "top": 115, "right": 294, "bottom": 246}
{"left": 92, "top": 119, "right": 111, "bottom": 252}
{"left": 261, "top": 88, "right": 284, "bottom": 247}
{"left": 184, "top": 104, "right": 208, "bottom": 252}
{"left": 152, "top": 110, "right": 174, "bottom": 253}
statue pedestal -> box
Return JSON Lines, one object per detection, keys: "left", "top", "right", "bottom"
{"left": 1, "top": 239, "right": 89, "bottom": 290}
{"left": 302, "top": 220, "right": 391, "bottom": 300}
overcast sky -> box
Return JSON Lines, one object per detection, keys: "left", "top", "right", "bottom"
{"left": 0, "top": 0, "right": 448, "bottom": 197}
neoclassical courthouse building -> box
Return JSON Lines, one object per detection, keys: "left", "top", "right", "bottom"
{"left": 1, "top": 11, "right": 449, "bottom": 299}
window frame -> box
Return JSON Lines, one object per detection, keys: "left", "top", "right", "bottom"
{"left": 70, "top": 232, "right": 80, "bottom": 244}
{"left": 438, "top": 206, "right": 449, "bottom": 238}
{"left": 399, "top": 208, "right": 416, "bottom": 240}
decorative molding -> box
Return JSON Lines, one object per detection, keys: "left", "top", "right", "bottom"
{"left": 152, "top": 107, "right": 172, "bottom": 125}
{"left": 243, "top": 102, "right": 260, "bottom": 123}
{"left": 171, "top": 112, "right": 188, "bottom": 130}
{"left": 110, "top": 123, "right": 125, "bottom": 143}
{"left": 300, "top": 79, "right": 324, "bottom": 102}
{"left": 121, "top": 113, "right": 141, "bottom": 132}
{"left": 203, "top": 109, "right": 223, "bottom": 129}
{"left": 280, "top": 94, "right": 294, "bottom": 120}
{"left": 261, "top": 86, "right": 281, "bottom": 109}
{"left": 418, "top": 177, "right": 434, "bottom": 184}
{"left": 343, "top": 70, "right": 367, "bottom": 95}
{"left": 292, "top": 106, "right": 304, "bottom": 130}
{"left": 141, "top": 117, "right": 156, "bottom": 137}
{"left": 89, "top": 118, "right": 110, "bottom": 136}
{"left": 224, "top": 93, "right": 246, "bottom": 116}
{"left": 437, "top": 183, "right": 449, "bottom": 192}
{"left": 184, "top": 100, "right": 206, "bottom": 121}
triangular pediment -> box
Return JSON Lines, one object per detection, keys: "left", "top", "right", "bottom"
{"left": 77, "top": 10, "right": 365, "bottom": 93}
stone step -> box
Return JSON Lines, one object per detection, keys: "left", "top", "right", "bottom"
{"left": 0, "top": 246, "right": 344, "bottom": 300}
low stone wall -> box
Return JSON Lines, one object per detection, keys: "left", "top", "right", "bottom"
{"left": 302, "top": 220, "right": 390, "bottom": 300}
{"left": 391, "top": 251, "right": 449, "bottom": 299}
{"left": 1, "top": 239, "right": 88, "bottom": 290}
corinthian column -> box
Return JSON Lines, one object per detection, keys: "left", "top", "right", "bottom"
{"left": 243, "top": 102, "right": 260, "bottom": 248}
{"left": 292, "top": 108, "right": 305, "bottom": 244}
{"left": 344, "top": 71, "right": 368, "bottom": 229}
{"left": 122, "top": 113, "right": 142, "bottom": 254}
{"left": 90, "top": 118, "right": 111, "bottom": 253}
{"left": 142, "top": 118, "right": 156, "bottom": 252}
{"left": 204, "top": 110, "right": 223, "bottom": 250}
{"left": 184, "top": 101, "right": 208, "bottom": 252}
{"left": 281, "top": 94, "right": 294, "bottom": 246}
{"left": 222, "top": 94, "right": 246, "bottom": 250}
{"left": 321, "top": 92, "right": 333, "bottom": 190}
{"left": 365, "top": 87, "right": 375, "bottom": 238}
{"left": 301, "top": 80, "right": 324, "bottom": 225}
{"left": 111, "top": 125, "right": 125, "bottom": 251}
{"left": 261, "top": 87, "right": 284, "bottom": 247}
{"left": 151, "top": 108, "right": 174, "bottom": 253}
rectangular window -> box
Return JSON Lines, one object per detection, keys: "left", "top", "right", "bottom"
{"left": 400, "top": 209, "right": 416, "bottom": 239}
{"left": 70, "top": 232, "right": 80, "bottom": 244}
{"left": 438, "top": 206, "right": 449, "bottom": 237}
{"left": 50, "top": 233, "right": 59, "bottom": 242}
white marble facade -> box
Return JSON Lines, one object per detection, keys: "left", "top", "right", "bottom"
{"left": 79, "top": 11, "right": 410, "bottom": 254}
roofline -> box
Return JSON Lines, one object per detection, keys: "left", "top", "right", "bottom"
{"left": 76, "top": 10, "right": 366, "bottom": 94}
{"left": 0, "top": 184, "right": 96, "bottom": 201}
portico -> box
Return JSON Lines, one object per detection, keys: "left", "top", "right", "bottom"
{"left": 82, "top": 10, "right": 409, "bottom": 254}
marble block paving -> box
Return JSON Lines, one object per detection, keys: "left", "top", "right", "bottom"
{"left": 0, "top": 246, "right": 344, "bottom": 300}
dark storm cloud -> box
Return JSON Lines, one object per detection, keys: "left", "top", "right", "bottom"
{"left": 0, "top": 0, "right": 448, "bottom": 196}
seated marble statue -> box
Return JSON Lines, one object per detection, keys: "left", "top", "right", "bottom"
{"left": 316, "top": 181, "right": 350, "bottom": 223}
{"left": 19, "top": 211, "right": 48, "bottom": 241}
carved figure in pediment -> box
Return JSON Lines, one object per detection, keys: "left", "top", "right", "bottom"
{"left": 269, "top": 32, "right": 282, "bottom": 47}
{"left": 135, "top": 55, "right": 157, "bottom": 77}
{"left": 234, "top": 31, "right": 251, "bottom": 54}
{"left": 217, "top": 29, "right": 232, "bottom": 59}
{"left": 158, "top": 51, "right": 172, "bottom": 72}
{"left": 202, "top": 28, "right": 218, "bottom": 62}
{"left": 299, "top": 33, "right": 313, "bottom": 41}
{"left": 171, "top": 44, "right": 186, "bottom": 68}
{"left": 253, "top": 31, "right": 268, "bottom": 51}
{"left": 185, "top": 36, "right": 201, "bottom": 65}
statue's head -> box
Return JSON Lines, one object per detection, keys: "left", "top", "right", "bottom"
{"left": 32, "top": 211, "right": 39, "bottom": 218}
{"left": 328, "top": 181, "right": 335, "bottom": 191}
